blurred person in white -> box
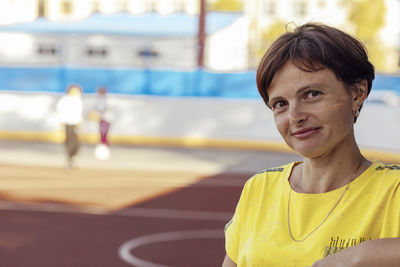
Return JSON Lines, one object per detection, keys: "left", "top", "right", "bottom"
{"left": 222, "top": 23, "right": 400, "bottom": 267}
{"left": 89, "top": 86, "right": 112, "bottom": 160}
{"left": 57, "top": 84, "right": 83, "bottom": 169}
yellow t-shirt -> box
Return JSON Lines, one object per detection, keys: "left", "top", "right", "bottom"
{"left": 225, "top": 161, "right": 400, "bottom": 266}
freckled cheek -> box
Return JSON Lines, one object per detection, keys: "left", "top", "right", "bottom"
{"left": 318, "top": 110, "right": 353, "bottom": 137}
{"left": 320, "top": 100, "right": 352, "bottom": 117}
{"left": 313, "top": 103, "right": 350, "bottom": 121}
{"left": 319, "top": 105, "right": 352, "bottom": 123}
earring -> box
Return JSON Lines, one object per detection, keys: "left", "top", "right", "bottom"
{"left": 354, "top": 110, "right": 360, "bottom": 118}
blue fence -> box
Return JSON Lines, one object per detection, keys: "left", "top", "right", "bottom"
{"left": 0, "top": 66, "right": 399, "bottom": 97}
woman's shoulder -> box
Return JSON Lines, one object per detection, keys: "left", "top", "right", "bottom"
{"left": 373, "top": 161, "right": 400, "bottom": 176}
{"left": 371, "top": 161, "right": 400, "bottom": 182}
{"left": 374, "top": 161, "right": 400, "bottom": 171}
{"left": 244, "top": 162, "right": 296, "bottom": 189}
{"left": 254, "top": 161, "right": 298, "bottom": 176}
{"left": 361, "top": 161, "right": 400, "bottom": 193}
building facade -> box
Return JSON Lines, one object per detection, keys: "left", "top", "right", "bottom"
{"left": 0, "top": 0, "right": 398, "bottom": 72}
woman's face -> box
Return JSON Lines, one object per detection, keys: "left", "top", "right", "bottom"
{"left": 267, "top": 61, "right": 364, "bottom": 158}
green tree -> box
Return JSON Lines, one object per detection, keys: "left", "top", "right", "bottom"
{"left": 210, "top": 0, "right": 243, "bottom": 12}
{"left": 342, "top": 0, "right": 387, "bottom": 71}
{"left": 262, "top": 21, "right": 288, "bottom": 43}
{"left": 257, "top": 21, "right": 288, "bottom": 58}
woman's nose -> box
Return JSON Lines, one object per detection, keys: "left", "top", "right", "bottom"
{"left": 288, "top": 103, "right": 307, "bottom": 125}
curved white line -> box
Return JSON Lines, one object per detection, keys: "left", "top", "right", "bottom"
{"left": 119, "top": 229, "right": 224, "bottom": 267}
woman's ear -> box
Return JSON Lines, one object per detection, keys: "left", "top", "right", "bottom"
{"left": 352, "top": 80, "right": 368, "bottom": 109}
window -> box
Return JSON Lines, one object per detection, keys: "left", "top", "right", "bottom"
{"left": 293, "top": 0, "right": 307, "bottom": 17}
{"left": 87, "top": 47, "right": 108, "bottom": 57}
{"left": 147, "top": 0, "right": 156, "bottom": 12}
{"left": 318, "top": 0, "right": 325, "bottom": 9}
{"left": 174, "top": 0, "right": 185, "bottom": 12}
{"left": 138, "top": 49, "right": 159, "bottom": 58}
{"left": 37, "top": 44, "right": 58, "bottom": 56}
{"left": 263, "top": 0, "right": 275, "bottom": 16}
{"left": 38, "top": 0, "right": 45, "bottom": 16}
{"left": 60, "top": 0, "right": 73, "bottom": 15}
{"left": 93, "top": 1, "right": 99, "bottom": 12}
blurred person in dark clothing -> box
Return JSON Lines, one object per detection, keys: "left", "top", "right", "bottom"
{"left": 57, "top": 84, "right": 83, "bottom": 169}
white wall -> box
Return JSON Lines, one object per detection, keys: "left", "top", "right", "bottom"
{"left": 206, "top": 16, "right": 249, "bottom": 71}
{"left": 0, "top": 33, "right": 197, "bottom": 69}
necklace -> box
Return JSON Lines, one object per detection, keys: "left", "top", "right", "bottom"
{"left": 287, "top": 183, "right": 350, "bottom": 242}
{"left": 287, "top": 160, "right": 364, "bottom": 242}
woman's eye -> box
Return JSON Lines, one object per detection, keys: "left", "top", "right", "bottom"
{"left": 272, "top": 101, "right": 286, "bottom": 110}
{"left": 305, "top": 90, "right": 320, "bottom": 99}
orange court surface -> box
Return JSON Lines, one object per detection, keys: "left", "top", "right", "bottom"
{"left": 0, "top": 140, "right": 300, "bottom": 267}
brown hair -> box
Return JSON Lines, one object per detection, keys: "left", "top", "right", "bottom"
{"left": 97, "top": 87, "right": 107, "bottom": 95}
{"left": 256, "top": 23, "right": 374, "bottom": 113}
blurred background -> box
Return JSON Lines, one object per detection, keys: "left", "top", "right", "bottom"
{"left": 0, "top": 0, "right": 399, "bottom": 266}
{"left": 0, "top": 0, "right": 399, "bottom": 153}
{"left": 0, "top": 0, "right": 399, "bottom": 152}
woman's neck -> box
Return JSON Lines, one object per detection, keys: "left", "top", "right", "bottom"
{"left": 290, "top": 142, "right": 371, "bottom": 194}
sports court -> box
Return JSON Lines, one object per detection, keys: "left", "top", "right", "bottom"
{"left": 0, "top": 140, "right": 300, "bottom": 266}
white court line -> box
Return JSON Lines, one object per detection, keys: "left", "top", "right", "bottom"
{"left": 119, "top": 229, "right": 224, "bottom": 267}
{"left": 0, "top": 201, "right": 232, "bottom": 221}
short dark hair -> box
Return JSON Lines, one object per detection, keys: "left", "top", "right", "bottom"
{"left": 256, "top": 23, "right": 375, "bottom": 111}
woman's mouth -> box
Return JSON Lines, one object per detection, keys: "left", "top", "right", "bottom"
{"left": 292, "top": 127, "right": 321, "bottom": 139}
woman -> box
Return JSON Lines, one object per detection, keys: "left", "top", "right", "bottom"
{"left": 92, "top": 86, "right": 111, "bottom": 160}
{"left": 222, "top": 23, "right": 400, "bottom": 266}
{"left": 56, "top": 84, "right": 83, "bottom": 169}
